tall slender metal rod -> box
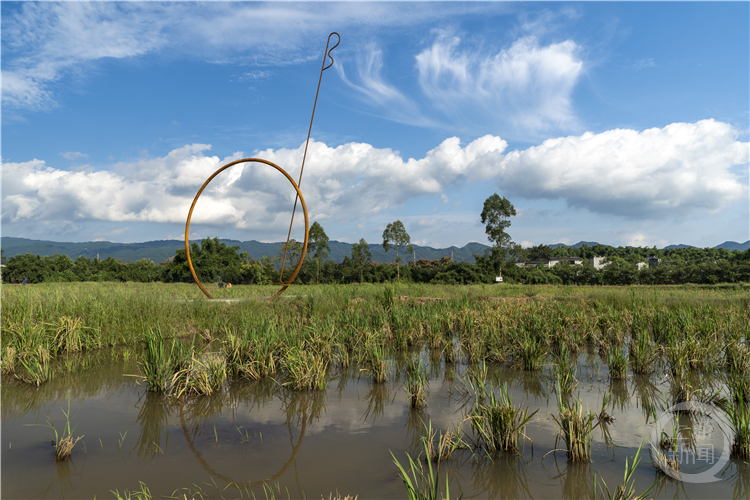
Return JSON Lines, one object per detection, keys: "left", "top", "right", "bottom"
{"left": 279, "top": 32, "right": 340, "bottom": 282}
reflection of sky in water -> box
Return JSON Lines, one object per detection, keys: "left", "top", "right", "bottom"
{"left": 1, "top": 354, "right": 748, "bottom": 499}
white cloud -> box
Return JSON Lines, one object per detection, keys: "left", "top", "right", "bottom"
{"left": 494, "top": 119, "right": 749, "bottom": 218}
{"left": 336, "top": 46, "right": 432, "bottom": 127}
{"left": 2, "top": 2, "right": 168, "bottom": 110}
{"left": 3, "top": 120, "right": 746, "bottom": 238}
{"left": 60, "top": 151, "right": 89, "bottom": 161}
{"left": 415, "top": 32, "right": 583, "bottom": 135}
{"left": 2, "top": 2, "right": 498, "bottom": 111}
{"left": 1, "top": 136, "right": 506, "bottom": 235}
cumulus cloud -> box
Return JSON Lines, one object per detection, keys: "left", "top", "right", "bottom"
{"left": 415, "top": 32, "right": 583, "bottom": 135}
{"left": 1, "top": 136, "right": 507, "bottom": 235}
{"left": 3, "top": 120, "right": 746, "bottom": 235}
{"left": 494, "top": 119, "right": 749, "bottom": 218}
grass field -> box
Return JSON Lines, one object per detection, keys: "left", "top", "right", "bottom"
{"left": 3, "top": 281, "right": 750, "bottom": 496}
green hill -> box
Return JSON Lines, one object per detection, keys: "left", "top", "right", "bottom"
{"left": 1, "top": 236, "right": 491, "bottom": 264}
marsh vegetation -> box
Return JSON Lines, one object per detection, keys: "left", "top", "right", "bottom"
{"left": 2, "top": 282, "right": 750, "bottom": 498}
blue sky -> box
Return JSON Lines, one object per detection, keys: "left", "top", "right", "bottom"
{"left": 2, "top": 2, "right": 749, "bottom": 250}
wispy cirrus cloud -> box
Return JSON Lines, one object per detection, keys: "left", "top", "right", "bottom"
{"left": 1, "top": 2, "right": 501, "bottom": 111}
{"left": 415, "top": 31, "right": 584, "bottom": 136}
{"left": 335, "top": 46, "right": 434, "bottom": 128}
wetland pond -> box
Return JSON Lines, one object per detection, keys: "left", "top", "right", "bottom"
{"left": 2, "top": 348, "right": 749, "bottom": 499}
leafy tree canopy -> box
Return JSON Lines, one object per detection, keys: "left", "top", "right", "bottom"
{"left": 480, "top": 194, "right": 516, "bottom": 259}
{"left": 308, "top": 221, "right": 330, "bottom": 261}
{"left": 382, "top": 220, "right": 413, "bottom": 281}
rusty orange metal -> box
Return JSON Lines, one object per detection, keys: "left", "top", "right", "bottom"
{"left": 279, "top": 31, "right": 340, "bottom": 281}
{"left": 184, "top": 158, "right": 308, "bottom": 301}
{"left": 185, "top": 32, "right": 338, "bottom": 301}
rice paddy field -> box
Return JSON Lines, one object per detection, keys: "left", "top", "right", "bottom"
{"left": 2, "top": 282, "right": 750, "bottom": 499}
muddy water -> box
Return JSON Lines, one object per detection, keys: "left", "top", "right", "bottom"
{"left": 2, "top": 351, "right": 749, "bottom": 499}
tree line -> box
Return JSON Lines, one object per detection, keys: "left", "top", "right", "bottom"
{"left": 3, "top": 194, "right": 749, "bottom": 286}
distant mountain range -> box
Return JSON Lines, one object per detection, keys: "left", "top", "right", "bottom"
{"left": 0, "top": 236, "right": 491, "bottom": 264}
{"left": 2, "top": 237, "right": 747, "bottom": 264}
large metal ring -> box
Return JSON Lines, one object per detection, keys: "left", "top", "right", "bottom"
{"left": 185, "top": 158, "right": 309, "bottom": 301}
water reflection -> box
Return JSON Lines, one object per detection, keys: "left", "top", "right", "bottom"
{"left": 35, "top": 457, "right": 82, "bottom": 500}
{"left": 610, "top": 379, "right": 630, "bottom": 411}
{"left": 633, "top": 374, "right": 665, "bottom": 418}
{"left": 361, "top": 381, "right": 395, "bottom": 424}
{"left": 134, "top": 392, "right": 173, "bottom": 459}
{"left": 728, "top": 459, "right": 750, "bottom": 500}
{"left": 560, "top": 462, "right": 595, "bottom": 500}
{"left": 470, "top": 453, "right": 534, "bottom": 499}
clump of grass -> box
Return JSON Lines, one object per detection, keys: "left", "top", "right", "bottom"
{"left": 225, "top": 328, "right": 280, "bottom": 380}
{"left": 405, "top": 356, "right": 429, "bottom": 409}
{"left": 629, "top": 332, "right": 657, "bottom": 375}
{"left": 53, "top": 316, "right": 88, "bottom": 354}
{"left": 283, "top": 343, "right": 328, "bottom": 391}
{"left": 511, "top": 333, "right": 547, "bottom": 371}
{"left": 1, "top": 346, "right": 17, "bottom": 375}
{"left": 17, "top": 347, "right": 53, "bottom": 386}
{"left": 469, "top": 382, "right": 538, "bottom": 455}
{"left": 551, "top": 389, "right": 599, "bottom": 462}
{"left": 391, "top": 440, "right": 457, "bottom": 500}
{"left": 607, "top": 345, "right": 627, "bottom": 380}
{"left": 461, "top": 334, "right": 485, "bottom": 363}
{"left": 598, "top": 391, "right": 615, "bottom": 424}
{"left": 722, "top": 397, "right": 750, "bottom": 458}
{"left": 555, "top": 344, "right": 578, "bottom": 395}
{"left": 360, "top": 341, "right": 388, "bottom": 384}
{"left": 421, "top": 419, "right": 466, "bottom": 462}
{"left": 650, "top": 445, "right": 680, "bottom": 476}
{"left": 26, "top": 390, "right": 83, "bottom": 461}
{"left": 597, "top": 439, "right": 653, "bottom": 500}
{"left": 138, "top": 327, "right": 189, "bottom": 393}
{"left": 111, "top": 481, "right": 152, "bottom": 500}
{"left": 171, "top": 351, "right": 228, "bottom": 397}
{"left": 725, "top": 336, "right": 750, "bottom": 373}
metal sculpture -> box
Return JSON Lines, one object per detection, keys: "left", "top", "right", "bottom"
{"left": 185, "top": 32, "right": 340, "bottom": 301}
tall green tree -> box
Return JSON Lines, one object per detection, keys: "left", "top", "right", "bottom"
{"left": 480, "top": 194, "right": 516, "bottom": 263}
{"left": 527, "top": 244, "right": 553, "bottom": 261}
{"left": 163, "top": 237, "right": 242, "bottom": 283}
{"left": 308, "top": 221, "right": 330, "bottom": 283}
{"left": 351, "top": 238, "right": 372, "bottom": 283}
{"left": 382, "top": 220, "right": 413, "bottom": 281}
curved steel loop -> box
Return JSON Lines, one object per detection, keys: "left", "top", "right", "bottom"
{"left": 322, "top": 32, "right": 341, "bottom": 71}
{"left": 185, "top": 158, "right": 309, "bottom": 301}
